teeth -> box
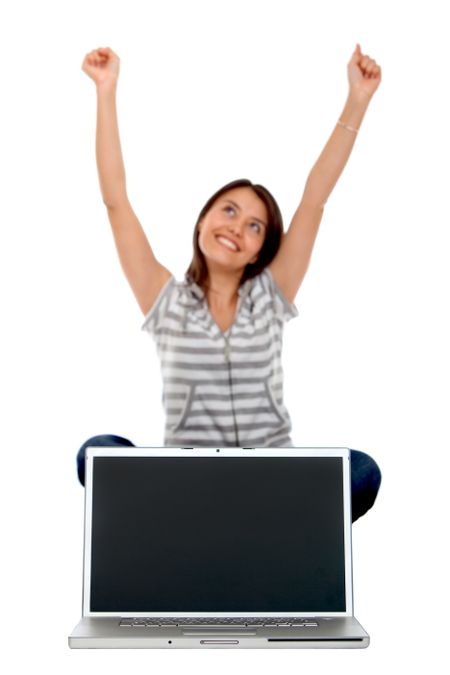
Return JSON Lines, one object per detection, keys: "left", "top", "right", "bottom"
{"left": 217, "top": 236, "right": 238, "bottom": 251}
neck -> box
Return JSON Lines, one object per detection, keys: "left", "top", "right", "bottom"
{"left": 204, "top": 268, "right": 241, "bottom": 307}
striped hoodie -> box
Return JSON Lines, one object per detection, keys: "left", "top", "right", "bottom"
{"left": 141, "top": 267, "right": 298, "bottom": 447}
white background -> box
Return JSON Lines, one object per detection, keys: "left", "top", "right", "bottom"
{"left": 1, "top": 0, "right": 449, "bottom": 671}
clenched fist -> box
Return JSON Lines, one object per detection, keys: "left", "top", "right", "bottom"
{"left": 81, "top": 47, "right": 120, "bottom": 89}
{"left": 347, "top": 44, "right": 382, "bottom": 101}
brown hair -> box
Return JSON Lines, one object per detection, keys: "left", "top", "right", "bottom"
{"left": 185, "top": 178, "right": 284, "bottom": 289}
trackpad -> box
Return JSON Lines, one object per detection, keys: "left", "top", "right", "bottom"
{"left": 183, "top": 629, "right": 257, "bottom": 636}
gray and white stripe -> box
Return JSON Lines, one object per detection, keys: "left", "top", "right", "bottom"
{"left": 142, "top": 268, "right": 298, "bottom": 447}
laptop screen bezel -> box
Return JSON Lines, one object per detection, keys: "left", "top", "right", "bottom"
{"left": 82, "top": 447, "right": 353, "bottom": 618}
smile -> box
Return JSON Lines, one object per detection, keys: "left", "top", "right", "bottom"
{"left": 216, "top": 235, "right": 240, "bottom": 252}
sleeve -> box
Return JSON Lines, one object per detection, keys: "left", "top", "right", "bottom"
{"left": 140, "top": 275, "right": 176, "bottom": 336}
{"left": 262, "top": 267, "right": 299, "bottom": 323}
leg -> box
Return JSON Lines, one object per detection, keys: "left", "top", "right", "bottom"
{"left": 350, "top": 449, "right": 382, "bottom": 523}
{"left": 76, "top": 434, "right": 135, "bottom": 487}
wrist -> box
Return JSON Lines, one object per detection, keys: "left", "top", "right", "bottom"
{"left": 338, "top": 91, "right": 370, "bottom": 131}
{"left": 347, "top": 89, "right": 372, "bottom": 108}
{"left": 96, "top": 81, "right": 118, "bottom": 96}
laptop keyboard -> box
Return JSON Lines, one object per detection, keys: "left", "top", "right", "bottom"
{"left": 120, "top": 617, "right": 318, "bottom": 628}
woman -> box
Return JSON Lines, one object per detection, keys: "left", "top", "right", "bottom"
{"left": 78, "top": 44, "right": 382, "bottom": 522}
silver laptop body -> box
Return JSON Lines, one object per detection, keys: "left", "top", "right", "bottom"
{"left": 69, "top": 447, "right": 369, "bottom": 649}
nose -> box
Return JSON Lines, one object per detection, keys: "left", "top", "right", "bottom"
{"left": 227, "top": 219, "right": 243, "bottom": 236}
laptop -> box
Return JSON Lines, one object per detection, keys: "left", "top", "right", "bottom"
{"left": 69, "top": 447, "right": 369, "bottom": 648}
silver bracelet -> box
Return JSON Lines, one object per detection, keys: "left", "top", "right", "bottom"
{"left": 337, "top": 119, "right": 359, "bottom": 134}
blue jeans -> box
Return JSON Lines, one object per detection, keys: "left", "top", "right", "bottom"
{"left": 76, "top": 435, "right": 381, "bottom": 523}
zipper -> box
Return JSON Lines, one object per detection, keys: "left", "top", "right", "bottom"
{"left": 224, "top": 334, "right": 239, "bottom": 446}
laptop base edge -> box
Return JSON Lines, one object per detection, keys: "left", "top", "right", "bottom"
{"left": 68, "top": 617, "right": 369, "bottom": 649}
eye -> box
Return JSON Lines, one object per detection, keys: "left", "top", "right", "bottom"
{"left": 249, "top": 222, "right": 262, "bottom": 234}
{"left": 224, "top": 205, "right": 235, "bottom": 215}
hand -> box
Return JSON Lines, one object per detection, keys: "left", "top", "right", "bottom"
{"left": 81, "top": 47, "right": 120, "bottom": 89}
{"left": 347, "top": 44, "right": 381, "bottom": 101}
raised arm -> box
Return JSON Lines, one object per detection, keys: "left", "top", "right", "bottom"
{"left": 268, "top": 44, "right": 382, "bottom": 303}
{"left": 81, "top": 47, "right": 172, "bottom": 315}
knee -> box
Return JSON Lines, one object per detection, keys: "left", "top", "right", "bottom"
{"left": 350, "top": 449, "right": 382, "bottom": 522}
{"left": 76, "top": 434, "right": 135, "bottom": 487}
{"left": 350, "top": 449, "right": 382, "bottom": 490}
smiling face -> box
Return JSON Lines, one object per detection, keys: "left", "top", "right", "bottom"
{"left": 185, "top": 179, "right": 284, "bottom": 291}
{"left": 197, "top": 187, "right": 268, "bottom": 273}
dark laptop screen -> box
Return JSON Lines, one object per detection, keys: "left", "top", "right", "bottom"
{"left": 89, "top": 456, "right": 346, "bottom": 613}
